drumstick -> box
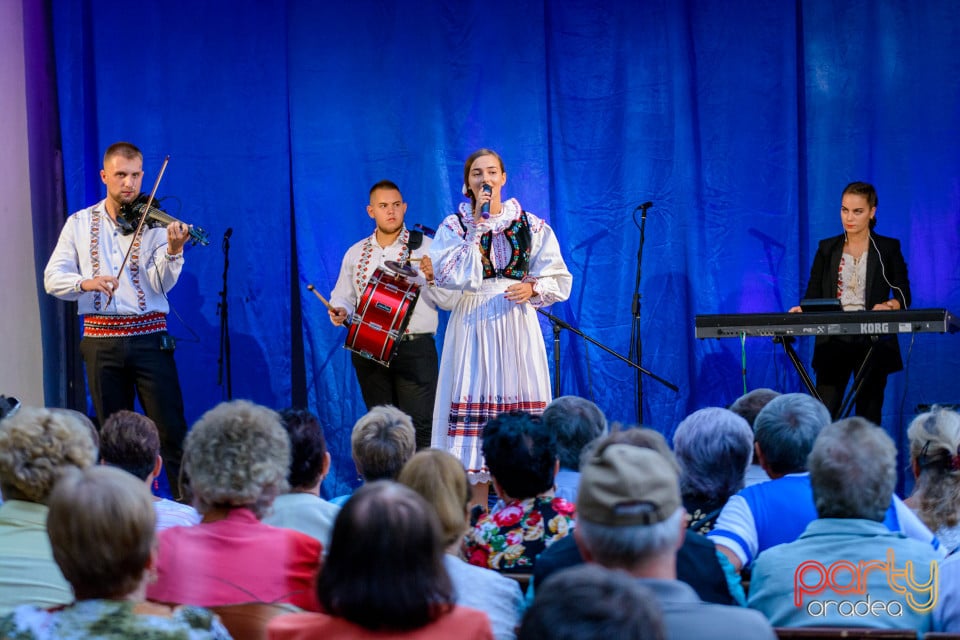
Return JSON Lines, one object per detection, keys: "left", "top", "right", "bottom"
{"left": 306, "top": 284, "right": 335, "bottom": 312}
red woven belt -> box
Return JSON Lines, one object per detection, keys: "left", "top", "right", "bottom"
{"left": 83, "top": 312, "right": 167, "bottom": 338}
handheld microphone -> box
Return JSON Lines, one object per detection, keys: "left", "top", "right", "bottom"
{"left": 480, "top": 184, "right": 492, "bottom": 219}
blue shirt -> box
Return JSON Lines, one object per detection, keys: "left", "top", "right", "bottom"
{"left": 748, "top": 518, "right": 940, "bottom": 630}
{"left": 709, "top": 473, "right": 942, "bottom": 568}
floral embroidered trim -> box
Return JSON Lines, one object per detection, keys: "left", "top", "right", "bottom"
{"left": 354, "top": 228, "right": 411, "bottom": 294}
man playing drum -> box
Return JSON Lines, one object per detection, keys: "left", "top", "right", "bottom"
{"left": 329, "top": 180, "right": 458, "bottom": 449}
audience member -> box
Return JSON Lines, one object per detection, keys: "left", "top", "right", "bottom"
{"left": 541, "top": 395, "right": 607, "bottom": 502}
{"left": 262, "top": 408, "right": 340, "bottom": 550}
{"left": 147, "top": 400, "right": 322, "bottom": 610}
{"left": 463, "top": 412, "right": 575, "bottom": 574}
{"left": 728, "top": 388, "right": 781, "bottom": 427}
{"left": 709, "top": 393, "right": 940, "bottom": 572}
{"left": 533, "top": 426, "right": 741, "bottom": 606}
{"left": 748, "top": 417, "right": 939, "bottom": 630}
{"left": 331, "top": 404, "right": 416, "bottom": 505}
{"left": 0, "top": 406, "right": 97, "bottom": 614}
{"left": 672, "top": 407, "right": 753, "bottom": 534}
{"left": 267, "top": 481, "right": 493, "bottom": 639}
{"left": 728, "top": 388, "right": 780, "bottom": 487}
{"left": 934, "top": 543, "right": 960, "bottom": 631}
{"left": 99, "top": 410, "right": 200, "bottom": 531}
{"left": 574, "top": 442, "right": 776, "bottom": 639}
{"left": 52, "top": 408, "right": 100, "bottom": 452}
{"left": 0, "top": 466, "right": 230, "bottom": 639}
{"left": 399, "top": 449, "right": 523, "bottom": 640}
{"left": 905, "top": 406, "right": 960, "bottom": 552}
{"left": 519, "top": 563, "right": 665, "bottom": 640}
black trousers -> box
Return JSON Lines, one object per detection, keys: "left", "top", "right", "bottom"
{"left": 80, "top": 331, "right": 187, "bottom": 496}
{"left": 351, "top": 334, "right": 438, "bottom": 450}
{"left": 814, "top": 339, "right": 889, "bottom": 426}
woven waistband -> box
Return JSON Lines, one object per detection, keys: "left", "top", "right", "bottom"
{"left": 83, "top": 312, "right": 167, "bottom": 338}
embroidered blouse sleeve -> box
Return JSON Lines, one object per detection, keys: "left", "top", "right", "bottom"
{"left": 416, "top": 236, "right": 461, "bottom": 310}
{"left": 525, "top": 213, "right": 572, "bottom": 308}
{"left": 429, "top": 213, "right": 489, "bottom": 292}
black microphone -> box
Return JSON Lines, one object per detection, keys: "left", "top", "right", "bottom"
{"left": 636, "top": 201, "right": 653, "bottom": 210}
{"left": 224, "top": 227, "right": 234, "bottom": 239}
{"left": 481, "top": 184, "right": 492, "bottom": 219}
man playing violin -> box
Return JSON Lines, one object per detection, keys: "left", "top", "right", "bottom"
{"left": 43, "top": 141, "right": 190, "bottom": 498}
{"left": 329, "top": 180, "right": 458, "bottom": 449}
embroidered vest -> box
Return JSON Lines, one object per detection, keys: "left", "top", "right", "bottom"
{"left": 457, "top": 212, "right": 532, "bottom": 280}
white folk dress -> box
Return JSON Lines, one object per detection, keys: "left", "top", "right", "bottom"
{"left": 429, "top": 198, "right": 572, "bottom": 483}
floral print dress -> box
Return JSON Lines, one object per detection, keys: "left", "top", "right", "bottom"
{"left": 463, "top": 495, "right": 576, "bottom": 573}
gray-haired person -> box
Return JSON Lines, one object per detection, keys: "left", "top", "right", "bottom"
{"left": 0, "top": 407, "right": 97, "bottom": 613}
{"left": 728, "top": 388, "right": 780, "bottom": 487}
{"left": 672, "top": 407, "right": 753, "bottom": 533}
{"left": 574, "top": 440, "right": 776, "bottom": 640}
{"left": 710, "top": 393, "right": 942, "bottom": 573}
{"left": 748, "top": 417, "right": 939, "bottom": 630}
{"left": 542, "top": 395, "right": 607, "bottom": 502}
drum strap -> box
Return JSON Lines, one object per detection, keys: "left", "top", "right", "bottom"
{"left": 407, "top": 230, "right": 423, "bottom": 251}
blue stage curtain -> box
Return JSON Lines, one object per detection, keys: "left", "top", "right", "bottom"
{"left": 49, "top": 0, "right": 960, "bottom": 497}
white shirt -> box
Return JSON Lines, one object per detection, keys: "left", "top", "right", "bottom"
{"left": 329, "top": 227, "right": 458, "bottom": 335}
{"left": 44, "top": 200, "right": 183, "bottom": 315}
{"left": 154, "top": 498, "right": 201, "bottom": 531}
{"left": 443, "top": 554, "right": 523, "bottom": 640}
{"left": 262, "top": 492, "right": 341, "bottom": 552}
{"left": 429, "top": 199, "right": 571, "bottom": 307}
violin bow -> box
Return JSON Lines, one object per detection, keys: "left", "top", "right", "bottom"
{"left": 105, "top": 155, "right": 170, "bottom": 306}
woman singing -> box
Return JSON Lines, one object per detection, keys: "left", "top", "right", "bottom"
{"left": 790, "top": 181, "right": 910, "bottom": 425}
{"left": 429, "top": 149, "right": 572, "bottom": 508}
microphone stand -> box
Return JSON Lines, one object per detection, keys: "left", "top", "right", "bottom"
{"left": 552, "top": 319, "right": 562, "bottom": 398}
{"left": 217, "top": 228, "right": 233, "bottom": 399}
{"left": 539, "top": 308, "right": 678, "bottom": 396}
{"left": 629, "top": 202, "right": 653, "bottom": 423}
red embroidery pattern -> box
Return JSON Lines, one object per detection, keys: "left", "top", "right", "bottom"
{"left": 83, "top": 312, "right": 167, "bottom": 337}
{"left": 837, "top": 256, "right": 845, "bottom": 300}
{"left": 354, "top": 228, "right": 410, "bottom": 294}
{"left": 447, "top": 399, "right": 548, "bottom": 438}
{"left": 130, "top": 234, "right": 146, "bottom": 311}
{"left": 90, "top": 210, "right": 103, "bottom": 311}
{"left": 89, "top": 207, "right": 148, "bottom": 311}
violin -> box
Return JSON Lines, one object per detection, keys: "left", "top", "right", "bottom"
{"left": 118, "top": 193, "right": 210, "bottom": 246}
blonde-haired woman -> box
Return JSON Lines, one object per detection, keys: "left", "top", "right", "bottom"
{"left": 905, "top": 406, "right": 960, "bottom": 552}
{"left": 0, "top": 406, "right": 97, "bottom": 613}
{"left": 398, "top": 449, "right": 523, "bottom": 640}
{"left": 0, "top": 466, "right": 230, "bottom": 638}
